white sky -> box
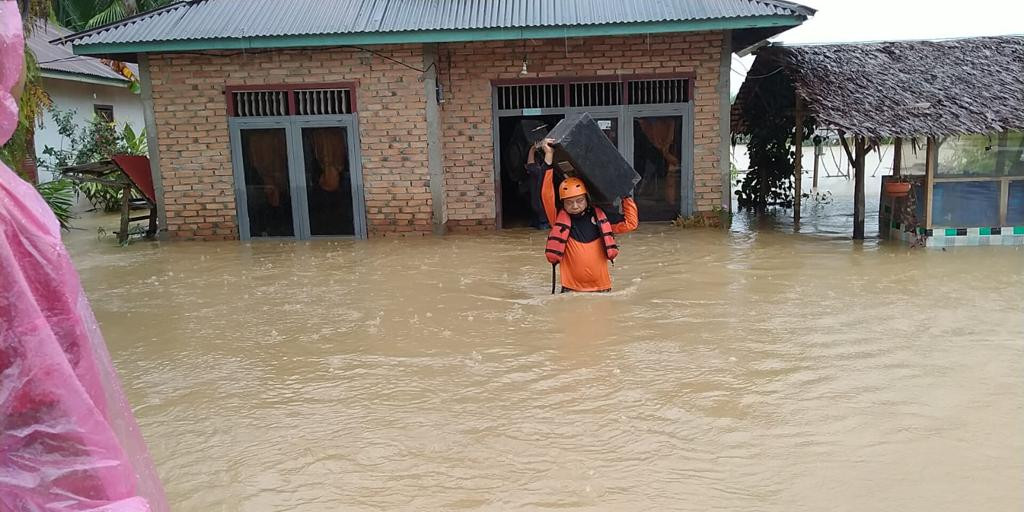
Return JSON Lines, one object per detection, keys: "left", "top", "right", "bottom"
{"left": 731, "top": 0, "right": 1024, "bottom": 94}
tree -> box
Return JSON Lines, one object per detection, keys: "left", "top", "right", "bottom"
{"left": 54, "top": 0, "right": 173, "bottom": 31}
{"left": 2, "top": 0, "right": 169, "bottom": 227}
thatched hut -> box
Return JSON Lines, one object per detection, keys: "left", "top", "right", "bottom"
{"left": 732, "top": 35, "right": 1024, "bottom": 246}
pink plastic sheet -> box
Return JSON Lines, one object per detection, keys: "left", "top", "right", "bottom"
{"left": 1, "top": 4, "right": 168, "bottom": 510}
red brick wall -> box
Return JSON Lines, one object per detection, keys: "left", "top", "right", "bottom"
{"left": 148, "top": 45, "right": 431, "bottom": 240}
{"left": 148, "top": 32, "right": 725, "bottom": 239}
{"left": 438, "top": 32, "right": 725, "bottom": 227}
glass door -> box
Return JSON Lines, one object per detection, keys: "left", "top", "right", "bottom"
{"left": 232, "top": 123, "right": 299, "bottom": 238}
{"left": 230, "top": 116, "right": 365, "bottom": 240}
{"left": 292, "top": 120, "right": 364, "bottom": 237}
{"left": 626, "top": 108, "right": 692, "bottom": 221}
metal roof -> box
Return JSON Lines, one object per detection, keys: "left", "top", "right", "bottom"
{"left": 61, "top": 0, "right": 813, "bottom": 48}
{"left": 27, "top": 23, "right": 134, "bottom": 83}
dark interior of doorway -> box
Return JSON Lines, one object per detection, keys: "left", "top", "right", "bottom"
{"left": 300, "top": 126, "right": 354, "bottom": 236}
{"left": 498, "top": 114, "right": 564, "bottom": 228}
{"left": 633, "top": 116, "right": 684, "bottom": 222}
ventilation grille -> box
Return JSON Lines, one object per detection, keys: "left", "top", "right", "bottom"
{"left": 569, "top": 82, "right": 622, "bottom": 107}
{"left": 497, "top": 84, "right": 566, "bottom": 110}
{"left": 233, "top": 90, "right": 288, "bottom": 117}
{"left": 628, "top": 79, "right": 688, "bottom": 105}
{"left": 295, "top": 89, "right": 352, "bottom": 115}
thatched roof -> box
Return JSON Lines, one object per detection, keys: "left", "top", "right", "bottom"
{"left": 732, "top": 36, "right": 1024, "bottom": 137}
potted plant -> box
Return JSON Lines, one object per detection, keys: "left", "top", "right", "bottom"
{"left": 884, "top": 175, "right": 912, "bottom": 197}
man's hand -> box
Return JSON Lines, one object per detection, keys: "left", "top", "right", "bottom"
{"left": 536, "top": 138, "right": 557, "bottom": 165}
{"left": 540, "top": 138, "right": 556, "bottom": 157}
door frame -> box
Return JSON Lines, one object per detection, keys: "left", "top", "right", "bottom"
{"left": 289, "top": 115, "right": 366, "bottom": 239}
{"left": 491, "top": 104, "right": 626, "bottom": 229}
{"left": 624, "top": 103, "right": 695, "bottom": 217}
{"left": 490, "top": 79, "right": 696, "bottom": 226}
{"left": 229, "top": 114, "right": 366, "bottom": 240}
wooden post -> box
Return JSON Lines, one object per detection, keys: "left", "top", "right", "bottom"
{"left": 793, "top": 94, "right": 804, "bottom": 223}
{"left": 892, "top": 137, "right": 902, "bottom": 177}
{"left": 853, "top": 136, "right": 866, "bottom": 240}
{"left": 995, "top": 130, "right": 1008, "bottom": 175}
{"left": 999, "top": 180, "right": 1009, "bottom": 227}
{"left": 812, "top": 141, "right": 820, "bottom": 190}
{"left": 118, "top": 184, "right": 132, "bottom": 244}
{"left": 924, "top": 136, "right": 936, "bottom": 229}
{"left": 147, "top": 204, "right": 158, "bottom": 238}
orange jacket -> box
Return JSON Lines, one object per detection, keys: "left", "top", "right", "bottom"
{"left": 541, "top": 168, "right": 638, "bottom": 291}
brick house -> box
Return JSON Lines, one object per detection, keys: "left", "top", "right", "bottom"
{"left": 63, "top": 0, "right": 813, "bottom": 240}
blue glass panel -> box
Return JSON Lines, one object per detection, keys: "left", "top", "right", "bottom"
{"left": 931, "top": 181, "right": 999, "bottom": 227}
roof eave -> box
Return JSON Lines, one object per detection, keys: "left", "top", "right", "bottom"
{"left": 40, "top": 69, "right": 131, "bottom": 87}
{"left": 70, "top": 15, "right": 806, "bottom": 57}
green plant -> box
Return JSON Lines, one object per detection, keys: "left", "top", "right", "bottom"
{"left": 732, "top": 69, "right": 816, "bottom": 211}
{"left": 672, "top": 206, "right": 732, "bottom": 229}
{"left": 120, "top": 124, "right": 147, "bottom": 155}
{"left": 0, "top": 47, "right": 51, "bottom": 172}
{"left": 53, "top": 0, "right": 175, "bottom": 30}
{"left": 34, "top": 178, "right": 76, "bottom": 229}
{"left": 41, "top": 108, "right": 146, "bottom": 212}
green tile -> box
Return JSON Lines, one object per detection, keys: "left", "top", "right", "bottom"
{"left": 980, "top": 227, "right": 991, "bottom": 236}
{"left": 1015, "top": 226, "right": 1024, "bottom": 235}
{"left": 945, "top": 228, "right": 957, "bottom": 236}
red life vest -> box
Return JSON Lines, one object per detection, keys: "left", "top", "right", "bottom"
{"left": 545, "top": 207, "right": 619, "bottom": 264}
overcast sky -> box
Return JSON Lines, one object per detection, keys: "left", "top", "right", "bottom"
{"left": 731, "top": 0, "right": 1024, "bottom": 94}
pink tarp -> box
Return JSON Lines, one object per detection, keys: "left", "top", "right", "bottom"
{"left": 1, "top": 4, "right": 168, "bottom": 510}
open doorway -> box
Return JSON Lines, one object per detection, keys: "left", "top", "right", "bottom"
{"left": 498, "top": 114, "right": 563, "bottom": 228}
{"left": 632, "top": 115, "right": 685, "bottom": 221}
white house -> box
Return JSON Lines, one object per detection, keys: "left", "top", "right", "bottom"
{"left": 27, "top": 23, "right": 144, "bottom": 183}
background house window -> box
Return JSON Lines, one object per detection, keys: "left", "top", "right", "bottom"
{"left": 94, "top": 104, "right": 114, "bottom": 122}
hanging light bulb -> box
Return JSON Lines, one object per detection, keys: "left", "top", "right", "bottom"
{"left": 519, "top": 56, "right": 529, "bottom": 76}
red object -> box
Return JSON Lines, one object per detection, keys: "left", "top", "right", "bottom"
{"left": 545, "top": 207, "right": 619, "bottom": 264}
{"left": 884, "top": 181, "right": 912, "bottom": 197}
{"left": 111, "top": 154, "right": 156, "bottom": 202}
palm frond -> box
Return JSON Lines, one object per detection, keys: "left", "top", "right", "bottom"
{"left": 35, "top": 179, "right": 76, "bottom": 230}
{"left": 86, "top": 0, "right": 126, "bottom": 28}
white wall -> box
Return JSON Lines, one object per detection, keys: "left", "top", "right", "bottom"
{"left": 34, "top": 77, "right": 145, "bottom": 183}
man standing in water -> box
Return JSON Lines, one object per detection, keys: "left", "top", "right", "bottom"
{"left": 539, "top": 139, "right": 638, "bottom": 292}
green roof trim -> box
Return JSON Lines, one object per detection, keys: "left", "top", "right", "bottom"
{"left": 72, "top": 15, "right": 805, "bottom": 56}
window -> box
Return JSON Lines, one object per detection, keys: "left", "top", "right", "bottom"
{"left": 496, "top": 83, "right": 566, "bottom": 110}
{"left": 937, "top": 131, "right": 1024, "bottom": 177}
{"left": 94, "top": 104, "right": 114, "bottom": 122}
{"left": 227, "top": 85, "right": 356, "bottom": 117}
{"left": 495, "top": 77, "right": 690, "bottom": 111}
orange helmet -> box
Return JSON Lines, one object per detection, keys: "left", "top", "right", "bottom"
{"left": 558, "top": 177, "right": 588, "bottom": 200}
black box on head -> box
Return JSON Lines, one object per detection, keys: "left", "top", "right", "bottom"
{"left": 546, "top": 113, "right": 640, "bottom": 212}
{"left": 518, "top": 119, "right": 550, "bottom": 145}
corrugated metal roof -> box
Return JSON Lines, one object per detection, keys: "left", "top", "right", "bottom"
{"left": 28, "top": 23, "right": 134, "bottom": 81}
{"left": 63, "top": 0, "right": 813, "bottom": 46}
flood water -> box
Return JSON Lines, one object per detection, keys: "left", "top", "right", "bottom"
{"left": 66, "top": 190, "right": 1022, "bottom": 510}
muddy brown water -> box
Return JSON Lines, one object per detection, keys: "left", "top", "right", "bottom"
{"left": 66, "top": 203, "right": 1022, "bottom": 511}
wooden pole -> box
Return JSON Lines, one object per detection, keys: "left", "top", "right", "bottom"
{"left": 995, "top": 130, "right": 1008, "bottom": 175}
{"left": 892, "top": 137, "right": 902, "bottom": 177}
{"left": 812, "top": 141, "right": 820, "bottom": 190}
{"left": 924, "top": 136, "right": 936, "bottom": 229}
{"left": 853, "top": 136, "right": 866, "bottom": 240}
{"left": 118, "top": 184, "right": 132, "bottom": 245}
{"left": 793, "top": 94, "right": 804, "bottom": 223}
